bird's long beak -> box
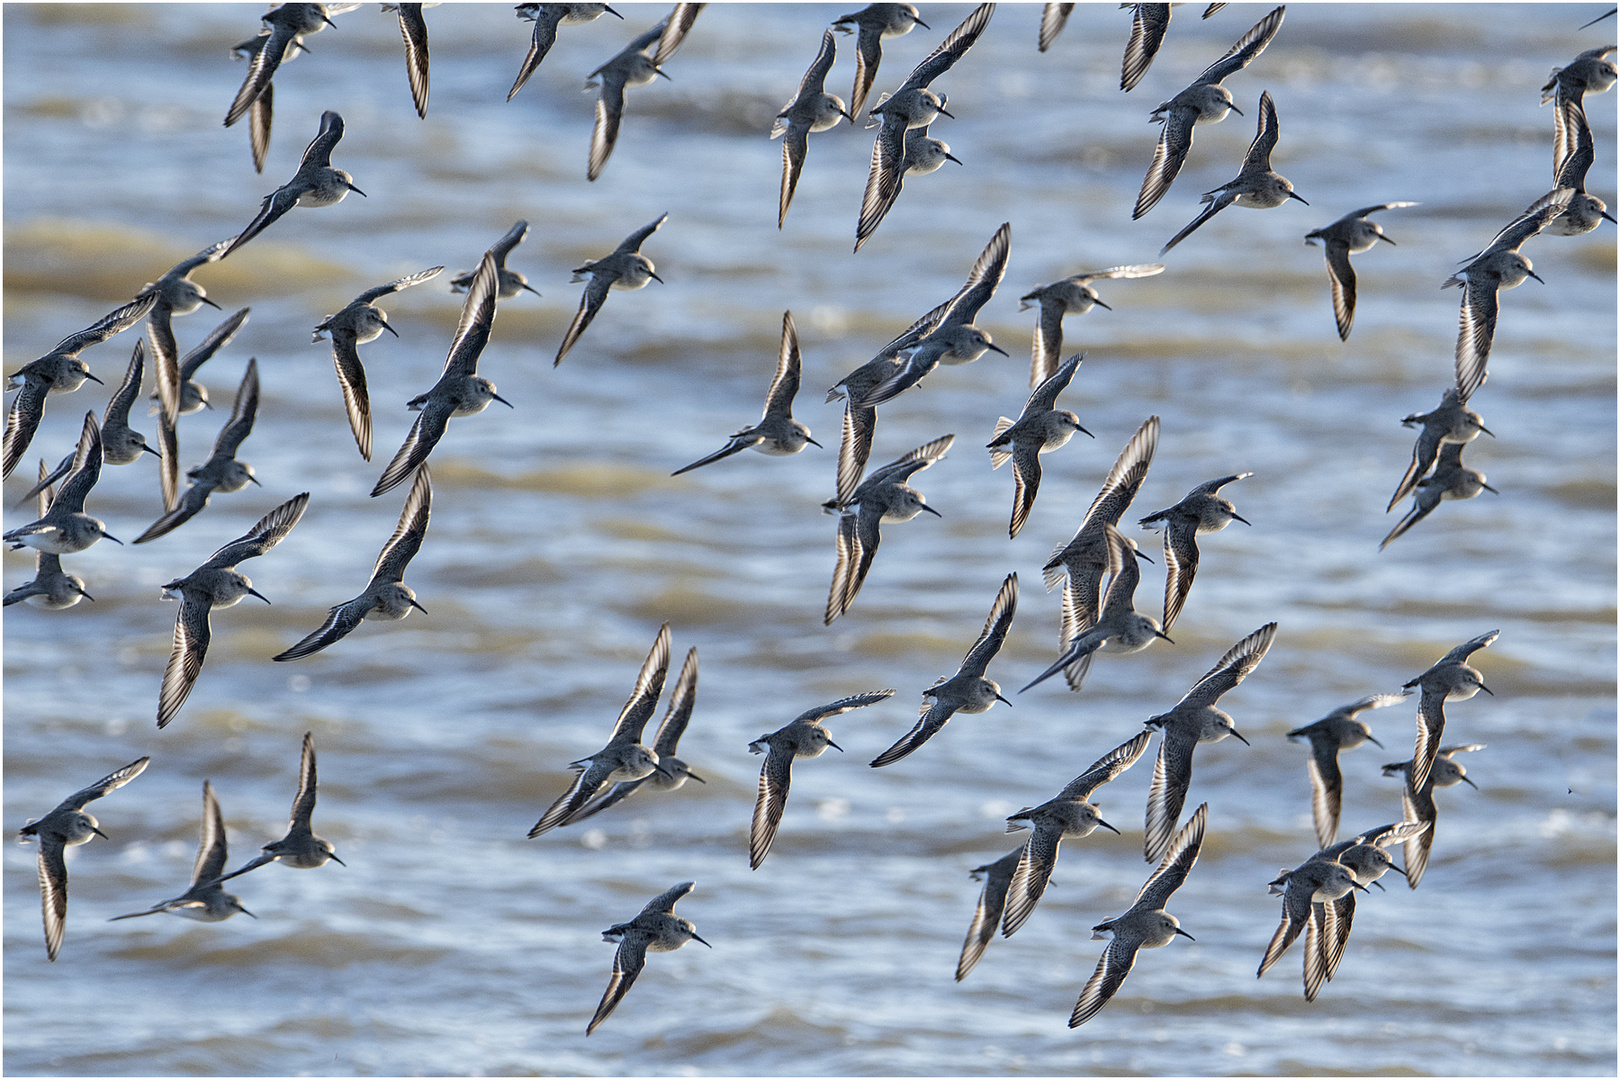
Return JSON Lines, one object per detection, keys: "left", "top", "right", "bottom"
{"left": 919, "top": 503, "right": 942, "bottom": 517}
{"left": 654, "top": 66, "right": 672, "bottom": 81}
{"left": 492, "top": 393, "right": 515, "bottom": 408}
{"left": 1603, "top": 209, "right": 1618, "bottom": 224}
{"left": 522, "top": 283, "right": 542, "bottom": 297}
{"left": 1386, "top": 863, "right": 1407, "bottom": 878}
{"left": 1155, "top": 630, "right": 1174, "bottom": 644}
{"left": 247, "top": 587, "right": 272, "bottom": 604}
{"left": 91, "top": 826, "right": 109, "bottom": 840}
{"left": 945, "top": 152, "right": 963, "bottom": 165}
{"left": 1378, "top": 234, "right": 1398, "bottom": 246}
{"left": 938, "top": 106, "right": 955, "bottom": 120}
{"left": 1482, "top": 482, "right": 1499, "bottom": 494}
{"left": 995, "top": 693, "right": 1012, "bottom": 707}
{"left": 1227, "top": 103, "right": 1244, "bottom": 116}
{"left": 1461, "top": 775, "right": 1478, "bottom": 789}
{"left": 654, "top": 761, "right": 675, "bottom": 779}
{"left": 76, "top": 586, "right": 96, "bottom": 602}
{"left": 1350, "top": 879, "right": 1368, "bottom": 891}
{"left": 1232, "top": 513, "right": 1252, "bottom": 526}
{"left": 1367, "top": 735, "right": 1384, "bottom": 749}
{"left": 85, "top": 372, "right": 105, "bottom": 385}
{"left": 1288, "top": 192, "right": 1309, "bottom": 205}
{"left": 240, "top": 907, "right": 258, "bottom": 918}
{"left": 1478, "top": 682, "right": 1494, "bottom": 696}
{"left": 692, "top": 933, "right": 712, "bottom": 948}
{"left": 987, "top": 343, "right": 1010, "bottom": 357}
{"left": 1371, "top": 878, "right": 1387, "bottom": 891}
{"left": 1527, "top": 270, "right": 1545, "bottom": 284}
{"left": 380, "top": 319, "right": 399, "bottom": 338}
{"left": 686, "top": 771, "right": 706, "bottom": 784}
{"left": 408, "top": 598, "right": 429, "bottom": 614}
{"left": 827, "top": 738, "right": 844, "bottom": 752}
{"left": 1096, "top": 818, "right": 1120, "bottom": 835}
{"left": 915, "top": 17, "right": 931, "bottom": 28}
{"left": 247, "top": 474, "right": 263, "bottom": 486}
{"left": 329, "top": 854, "right": 346, "bottom": 866}
{"left": 649, "top": 272, "right": 665, "bottom": 284}
{"left": 1134, "top": 547, "right": 1155, "bottom": 564}
{"left": 103, "top": 533, "right": 125, "bottom": 545}
{"left": 1230, "top": 729, "right": 1251, "bottom": 746}
{"left": 604, "top": 5, "right": 622, "bottom": 17}
{"left": 200, "top": 296, "right": 223, "bottom": 309}
{"left": 347, "top": 183, "right": 367, "bottom": 197}
{"left": 1476, "top": 422, "right": 1495, "bottom": 437}
{"left": 1093, "top": 299, "right": 1113, "bottom": 311}
{"left": 839, "top": 107, "right": 856, "bottom": 123}
{"left": 1174, "top": 927, "right": 1196, "bottom": 940}
{"left": 1077, "top": 424, "right": 1094, "bottom": 439}
{"left": 141, "top": 444, "right": 162, "bottom": 458}
{"left": 321, "top": 14, "right": 336, "bottom": 27}
{"left": 805, "top": 436, "right": 823, "bottom": 449}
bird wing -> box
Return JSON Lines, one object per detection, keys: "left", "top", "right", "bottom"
{"left": 288, "top": 731, "right": 321, "bottom": 832}
{"left": 587, "top": 932, "right": 649, "bottom": 1034}
{"left": 213, "top": 358, "right": 259, "bottom": 459}
{"left": 1159, "top": 189, "right": 1235, "bottom": 255}
{"left": 1026, "top": 352, "right": 1081, "bottom": 414}
{"left": 587, "top": 80, "right": 626, "bottom": 182}
{"left": 899, "top": 2, "right": 994, "bottom": 92}
{"left": 556, "top": 270, "right": 617, "bottom": 365}
{"left": 1388, "top": 423, "right": 1443, "bottom": 512}
{"left": 180, "top": 307, "right": 251, "bottom": 381}
{"left": 855, "top": 117, "right": 908, "bottom": 251}
{"left": 202, "top": 491, "right": 310, "bottom": 569}
{"left": 796, "top": 27, "right": 838, "bottom": 99}
{"left": 1007, "top": 441, "right": 1043, "bottom": 538}
{"left": 1030, "top": 298, "right": 1063, "bottom": 388}
{"left": 157, "top": 595, "right": 213, "bottom": 728}
{"left": 1192, "top": 4, "right": 1284, "bottom": 86}
{"left": 50, "top": 412, "right": 105, "bottom": 516}
{"left": 1159, "top": 522, "right": 1198, "bottom": 633}
{"left": 55, "top": 756, "right": 151, "bottom": 813}
{"left": 272, "top": 598, "right": 370, "bottom": 662}
{"left": 608, "top": 622, "right": 672, "bottom": 745}
{"left": 53, "top": 293, "right": 159, "bottom": 357}
{"left": 640, "top": 879, "right": 696, "bottom": 915}
{"left": 651, "top": 647, "right": 699, "bottom": 757}
{"left": 650, "top": 2, "right": 703, "bottom": 66}
{"left": 1061, "top": 729, "right": 1153, "bottom": 801}
{"left": 1143, "top": 725, "right": 1198, "bottom": 863}
{"left": 370, "top": 463, "right": 432, "bottom": 583}
{"left": 1176, "top": 621, "right": 1277, "bottom": 710}
{"left": 192, "top": 780, "right": 231, "bottom": 886}
{"left": 869, "top": 699, "right": 955, "bottom": 768}
{"left": 1039, "top": 2, "right": 1073, "bottom": 53}
{"left": 249, "top": 80, "right": 274, "bottom": 173}
{"left": 1435, "top": 629, "right": 1500, "bottom": 667}
{"left": 1070, "top": 935, "right": 1143, "bottom": 1027}
{"left": 1323, "top": 238, "right": 1357, "bottom": 341}
{"left": 1120, "top": 3, "right": 1170, "bottom": 91}
{"left": 847, "top": 18, "right": 885, "bottom": 117}
{"left": 777, "top": 122, "right": 811, "bottom": 228}
{"left": 1134, "top": 104, "right": 1198, "bottom": 220}
{"left": 508, "top": 6, "right": 563, "bottom": 100}
{"left": 761, "top": 311, "right": 802, "bottom": 421}
{"left": 299, "top": 109, "right": 346, "bottom": 170}
{"left": 938, "top": 222, "right": 1012, "bottom": 327}
{"left": 1000, "top": 825, "right": 1059, "bottom": 937}
{"left": 224, "top": 24, "right": 289, "bottom": 127}
{"left": 1306, "top": 743, "right": 1343, "bottom": 850}
{"left": 615, "top": 212, "right": 669, "bottom": 256}
{"left": 862, "top": 433, "right": 956, "bottom": 490}
{"left": 443, "top": 251, "right": 499, "bottom": 380}
{"left": 956, "top": 848, "right": 1021, "bottom": 980}
{"left": 39, "top": 840, "right": 69, "bottom": 960}
{"left": 791, "top": 688, "right": 896, "bottom": 725}
{"left": 832, "top": 402, "right": 877, "bottom": 509}
{"left": 356, "top": 265, "right": 445, "bottom": 305}
{"left": 397, "top": 3, "right": 431, "bottom": 117}
{"left": 959, "top": 572, "right": 1018, "bottom": 678}
{"left": 1554, "top": 98, "right": 1592, "bottom": 187}
{"left": 1134, "top": 801, "right": 1207, "bottom": 910}
{"left": 1241, "top": 89, "right": 1279, "bottom": 172}
{"left": 1097, "top": 523, "right": 1145, "bottom": 623}
{"left": 104, "top": 339, "right": 147, "bottom": 428}
{"left": 749, "top": 741, "right": 795, "bottom": 869}
{"left": 330, "top": 332, "right": 373, "bottom": 460}
{"left": 2, "top": 379, "right": 50, "bottom": 481}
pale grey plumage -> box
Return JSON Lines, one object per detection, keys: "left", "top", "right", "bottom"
{"left": 222, "top": 110, "right": 363, "bottom": 258}
{"left": 556, "top": 214, "right": 666, "bottom": 365}
{"left": 987, "top": 353, "right": 1091, "bottom": 538}
{"left": 1382, "top": 744, "right": 1484, "bottom": 888}
{"left": 135, "top": 359, "right": 262, "bottom": 544}
{"left": 4, "top": 412, "right": 119, "bottom": 555}
{"left": 1286, "top": 693, "right": 1403, "bottom": 848}
{"left": 207, "top": 732, "right": 344, "bottom": 884}
{"left": 1399, "top": 630, "right": 1496, "bottom": 792}
{"left": 587, "top": 881, "right": 709, "bottom": 1035}
{"left": 673, "top": 311, "right": 819, "bottom": 475}
{"left": 109, "top": 781, "right": 254, "bottom": 924}
{"left": 1020, "top": 264, "right": 1163, "bottom": 386}
{"left": 1303, "top": 202, "right": 1417, "bottom": 340}
{"left": 1138, "top": 471, "right": 1251, "bottom": 633}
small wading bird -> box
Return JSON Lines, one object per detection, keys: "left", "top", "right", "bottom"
{"left": 672, "top": 311, "right": 819, "bottom": 475}
{"left": 206, "top": 732, "right": 345, "bottom": 885}
{"left": 274, "top": 465, "right": 432, "bottom": 661}
{"left": 587, "top": 881, "right": 709, "bottom": 1035}
{"left": 529, "top": 624, "right": 677, "bottom": 837}
{"left": 20, "top": 756, "right": 150, "bottom": 960}
{"left": 156, "top": 493, "right": 310, "bottom": 728}
{"left": 222, "top": 110, "right": 364, "bottom": 258}
{"left": 110, "top": 781, "right": 254, "bottom": 924}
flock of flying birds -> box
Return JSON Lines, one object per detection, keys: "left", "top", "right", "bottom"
{"left": 7, "top": 0, "right": 1614, "bottom": 1038}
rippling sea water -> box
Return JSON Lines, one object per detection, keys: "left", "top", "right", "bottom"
{"left": 4, "top": 3, "right": 1615, "bottom": 1076}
